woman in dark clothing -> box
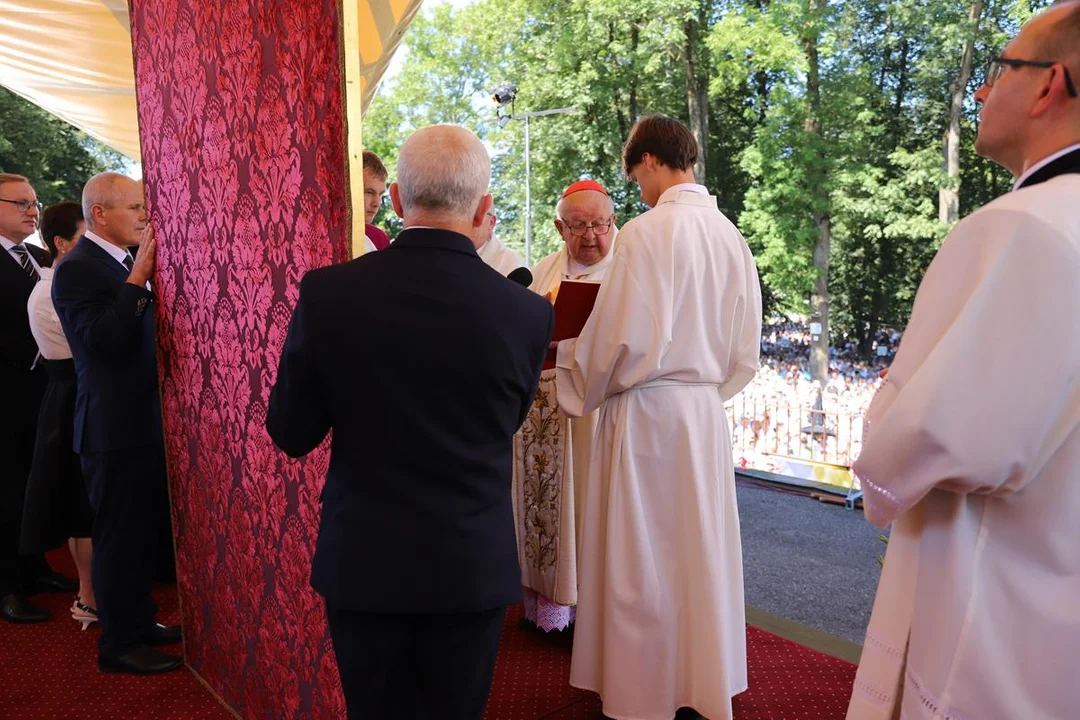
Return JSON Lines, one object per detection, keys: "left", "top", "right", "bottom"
{"left": 22, "top": 201, "right": 96, "bottom": 628}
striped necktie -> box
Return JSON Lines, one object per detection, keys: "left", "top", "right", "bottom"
{"left": 11, "top": 243, "right": 39, "bottom": 281}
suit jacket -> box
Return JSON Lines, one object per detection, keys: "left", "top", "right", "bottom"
{"left": 51, "top": 236, "right": 161, "bottom": 454}
{"left": 0, "top": 241, "right": 50, "bottom": 428}
{"left": 267, "top": 227, "right": 554, "bottom": 614}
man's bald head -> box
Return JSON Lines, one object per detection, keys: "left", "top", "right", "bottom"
{"left": 83, "top": 172, "right": 131, "bottom": 228}
{"left": 1041, "top": 1, "right": 1080, "bottom": 67}
{"left": 392, "top": 126, "right": 491, "bottom": 223}
{"left": 82, "top": 172, "right": 148, "bottom": 248}
{"left": 974, "top": 0, "right": 1080, "bottom": 175}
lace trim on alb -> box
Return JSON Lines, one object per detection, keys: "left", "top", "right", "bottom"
{"left": 905, "top": 666, "right": 972, "bottom": 720}
{"left": 854, "top": 677, "right": 895, "bottom": 706}
{"left": 864, "top": 632, "right": 905, "bottom": 660}
{"left": 857, "top": 471, "right": 902, "bottom": 512}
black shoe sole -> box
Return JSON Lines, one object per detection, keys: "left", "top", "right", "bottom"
{"left": 0, "top": 613, "right": 50, "bottom": 624}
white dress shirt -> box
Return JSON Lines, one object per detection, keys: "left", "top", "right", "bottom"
{"left": 1, "top": 234, "right": 44, "bottom": 274}
{"left": 27, "top": 267, "right": 71, "bottom": 360}
{"left": 83, "top": 229, "right": 132, "bottom": 267}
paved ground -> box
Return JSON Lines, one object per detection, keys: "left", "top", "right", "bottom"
{"left": 736, "top": 479, "right": 885, "bottom": 645}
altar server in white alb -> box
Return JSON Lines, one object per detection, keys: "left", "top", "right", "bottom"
{"left": 847, "top": 4, "right": 1080, "bottom": 720}
{"left": 555, "top": 115, "right": 761, "bottom": 720}
{"left": 473, "top": 205, "right": 526, "bottom": 276}
{"left": 512, "top": 179, "right": 618, "bottom": 633}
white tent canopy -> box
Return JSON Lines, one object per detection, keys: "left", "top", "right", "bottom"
{"left": 0, "top": 0, "right": 421, "bottom": 161}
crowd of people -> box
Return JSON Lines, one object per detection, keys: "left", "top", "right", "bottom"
{"left": 728, "top": 320, "right": 899, "bottom": 469}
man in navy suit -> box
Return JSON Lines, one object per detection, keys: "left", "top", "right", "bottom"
{"left": 52, "top": 172, "right": 181, "bottom": 675}
{"left": 0, "top": 173, "right": 78, "bottom": 623}
{"left": 267, "top": 126, "right": 554, "bottom": 719}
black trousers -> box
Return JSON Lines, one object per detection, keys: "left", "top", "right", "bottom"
{"left": 81, "top": 444, "right": 169, "bottom": 655}
{"left": 325, "top": 603, "right": 506, "bottom": 720}
{"left": 0, "top": 365, "right": 47, "bottom": 595}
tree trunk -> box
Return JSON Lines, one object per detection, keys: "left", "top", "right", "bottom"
{"left": 939, "top": 0, "right": 985, "bottom": 224}
{"left": 755, "top": 0, "right": 771, "bottom": 123}
{"left": 684, "top": 11, "right": 709, "bottom": 184}
{"left": 804, "top": 0, "right": 830, "bottom": 393}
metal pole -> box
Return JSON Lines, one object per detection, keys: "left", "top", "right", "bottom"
{"left": 524, "top": 114, "right": 532, "bottom": 266}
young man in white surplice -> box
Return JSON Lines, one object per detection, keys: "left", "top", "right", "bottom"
{"left": 554, "top": 115, "right": 762, "bottom": 720}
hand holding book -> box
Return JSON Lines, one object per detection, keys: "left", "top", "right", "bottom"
{"left": 544, "top": 280, "right": 601, "bottom": 369}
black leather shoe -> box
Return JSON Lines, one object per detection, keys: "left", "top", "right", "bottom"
{"left": 143, "top": 622, "right": 182, "bottom": 646}
{"left": 98, "top": 646, "right": 183, "bottom": 675}
{"left": 0, "top": 593, "right": 51, "bottom": 623}
{"left": 32, "top": 570, "right": 79, "bottom": 594}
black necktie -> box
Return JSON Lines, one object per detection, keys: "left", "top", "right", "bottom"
{"left": 123, "top": 254, "right": 134, "bottom": 272}
{"left": 11, "top": 244, "right": 39, "bottom": 281}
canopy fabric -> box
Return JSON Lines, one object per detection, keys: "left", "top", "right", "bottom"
{"left": 0, "top": 0, "right": 421, "bottom": 162}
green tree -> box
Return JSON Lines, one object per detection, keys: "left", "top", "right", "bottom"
{"left": 366, "top": 0, "right": 1050, "bottom": 345}
{"left": 0, "top": 87, "right": 127, "bottom": 206}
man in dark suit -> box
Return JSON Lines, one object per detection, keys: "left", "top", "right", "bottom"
{"left": 52, "top": 172, "right": 181, "bottom": 675}
{"left": 0, "top": 173, "right": 78, "bottom": 623}
{"left": 267, "top": 126, "right": 554, "bottom": 719}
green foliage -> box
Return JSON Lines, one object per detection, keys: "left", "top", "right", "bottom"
{"left": 366, "top": 0, "right": 1047, "bottom": 347}
{"left": 0, "top": 87, "right": 127, "bottom": 207}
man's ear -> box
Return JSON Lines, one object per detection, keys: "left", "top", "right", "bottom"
{"left": 1030, "top": 63, "right": 1073, "bottom": 119}
{"left": 472, "top": 194, "right": 494, "bottom": 228}
{"left": 389, "top": 183, "right": 405, "bottom": 219}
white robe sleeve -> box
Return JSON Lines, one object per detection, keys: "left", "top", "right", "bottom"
{"left": 853, "top": 209, "right": 1080, "bottom": 527}
{"left": 719, "top": 257, "right": 763, "bottom": 401}
{"left": 554, "top": 232, "right": 670, "bottom": 418}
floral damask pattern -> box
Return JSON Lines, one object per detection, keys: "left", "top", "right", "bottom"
{"left": 130, "top": 2, "right": 349, "bottom": 716}
{"left": 517, "top": 376, "right": 565, "bottom": 574}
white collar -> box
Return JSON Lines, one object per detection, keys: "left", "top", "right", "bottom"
{"left": 1013, "top": 142, "right": 1080, "bottom": 191}
{"left": 84, "top": 230, "right": 132, "bottom": 266}
{"left": 1, "top": 235, "right": 44, "bottom": 269}
{"left": 656, "top": 182, "right": 709, "bottom": 206}
{"left": 1, "top": 234, "right": 26, "bottom": 252}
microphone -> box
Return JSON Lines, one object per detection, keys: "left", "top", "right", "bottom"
{"left": 508, "top": 267, "right": 533, "bottom": 287}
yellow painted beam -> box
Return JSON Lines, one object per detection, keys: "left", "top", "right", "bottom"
{"left": 343, "top": 0, "right": 367, "bottom": 258}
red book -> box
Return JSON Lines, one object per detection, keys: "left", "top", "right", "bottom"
{"left": 543, "top": 280, "right": 601, "bottom": 370}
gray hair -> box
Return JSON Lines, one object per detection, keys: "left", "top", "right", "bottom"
{"left": 555, "top": 190, "right": 615, "bottom": 220}
{"left": 82, "top": 172, "right": 129, "bottom": 229}
{"left": 396, "top": 125, "right": 490, "bottom": 218}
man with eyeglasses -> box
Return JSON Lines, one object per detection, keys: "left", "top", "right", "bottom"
{"left": 0, "top": 172, "right": 79, "bottom": 624}
{"left": 510, "top": 179, "right": 617, "bottom": 633}
{"left": 473, "top": 206, "right": 526, "bottom": 276}
{"left": 848, "top": 3, "right": 1080, "bottom": 719}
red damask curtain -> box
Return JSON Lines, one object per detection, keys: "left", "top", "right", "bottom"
{"left": 130, "top": 2, "right": 351, "bottom": 715}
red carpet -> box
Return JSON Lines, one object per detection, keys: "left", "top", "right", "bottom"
{"left": 485, "top": 606, "right": 857, "bottom": 719}
{"left": 0, "top": 551, "right": 230, "bottom": 720}
{"left": 0, "top": 551, "right": 856, "bottom": 719}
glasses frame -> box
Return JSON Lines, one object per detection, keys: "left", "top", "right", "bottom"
{"left": 558, "top": 214, "right": 615, "bottom": 237}
{"left": 985, "top": 55, "right": 1078, "bottom": 98}
{"left": 0, "top": 198, "right": 43, "bottom": 214}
